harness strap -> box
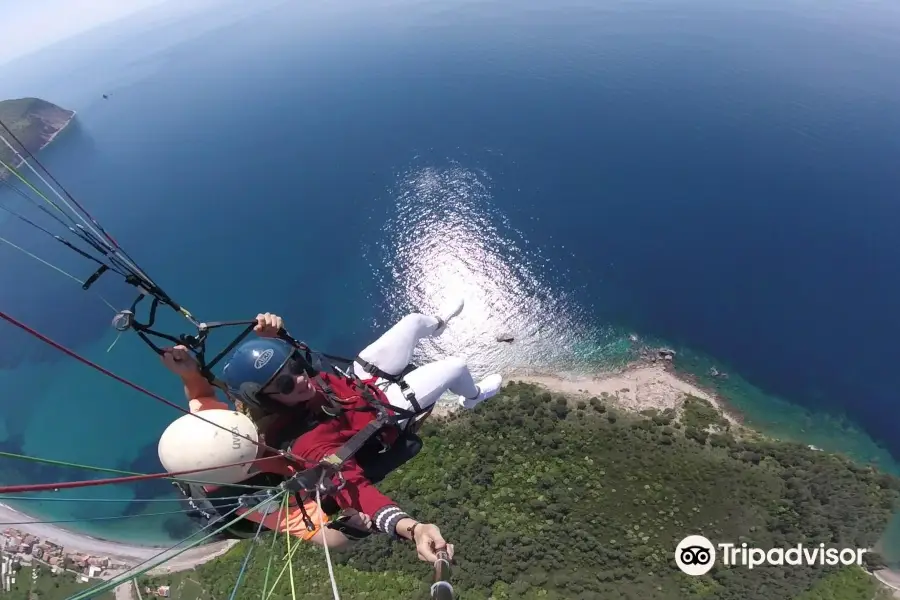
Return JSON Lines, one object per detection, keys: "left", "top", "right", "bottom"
{"left": 326, "top": 513, "right": 375, "bottom": 540}
{"left": 82, "top": 264, "right": 109, "bottom": 290}
{"left": 353, "top": 356, "right": 401, "bottom": 383}
{"left": 320, "top": 412, "right": 390, "bottom": 468}
{"left": 314, "top": 373, "right": 352, "bottom": 418}
{"left": 355, "top": 355, "right": 423, "bottom": 414}
{"left": 296, "top": 492, "right": 317, "bottom": 531}
{"left": 284, "top": 409, "right": 393, "bottom": 499}
{"left": 135, "top": 330, "right": 168, "bottom": 356}
{"left": 127, "top": 296, "right": 184, "bottom": 355}
{"left": 359, "top": 378, "right": 420, "bottom": 421}
{"left": 276, "top": 336, "right": 433, "bottom": 500}
{"left": 120, "top": 292, "right": 256, "bottom": 380}
{"left": 203, "top": 322, "right": 256, "bottom": 372}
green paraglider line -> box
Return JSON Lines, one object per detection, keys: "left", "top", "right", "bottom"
{"left": 259, "top": 494, "right": 288, "bottom": 600}
{"left": 0, "top": 122, "right": 329, "bottom": 600}
{"left": 0, "top": 310, "right": 313, "bottom": 470}
{"left": 0, "top": 176, "right": 81, "bottom": 231}
{"left": 0, "top": 234, "right": 118, "bottom": 311}
{"left": 67, "top": 494, "right": 285, "bottom": 600}
{"left": 0, "top": 157, "right": 72, "bottom": 221}
{"left": 0, "top": 234, "right": 92, "bottom": 285}
{"left": 1, "top": 505, "right": 239, "bottom": 526}
{"left": 0, "top": 450, "right": 271, "bottom": 491}
{"left": 264, "top": 497, "right": 307, "bottom": 600}
{"left": 0, "top": 494, "right": 247, "bottom": 503}
{"left": 228, "top": 513, "right": 268, "bottom": 600}
{"left": 287, "top": 511, "right": 299, "bottom": 600}
{"left": 0, "top": 131, "right": 149, "bottom": 284}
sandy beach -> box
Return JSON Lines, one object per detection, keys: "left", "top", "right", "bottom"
{"left": 39, "top": 111, "right": 76, "bottom": 148}
{"left": 432, "top": 360, "right": 740, "bottom": 429}
{"left": 0, "top": 501, "right": 236, "bottom": 574}
{"left": 873, "top": 569, "right": 900, "bottom": 599}
{"left": 510, "top": 363, "right": 741, "bottom": 427}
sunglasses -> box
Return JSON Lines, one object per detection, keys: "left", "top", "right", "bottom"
{"left": 269, "top": 355, "right": 314, "bottom": 395}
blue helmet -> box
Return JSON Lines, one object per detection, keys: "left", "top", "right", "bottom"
{"left": 221, "top": 338, "right": 295, "bottom": 406}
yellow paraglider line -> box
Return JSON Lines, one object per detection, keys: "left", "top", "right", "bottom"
{"left": 67, "top": 499, "right": 280, "bottom": 600}
{"left": 260, "top": 493, "right": 286, "bottom": 599}
{"left": 0, "top": 156, "right": 71, "bottom": 221}
{"left": 317, "top": 486, "right": 341, "bottom": 600}
{"left": 263, "top": 493, "right": 305, "bottom": 600}
{"left": 287, "top": 504, "right": 299, "bottom": 600}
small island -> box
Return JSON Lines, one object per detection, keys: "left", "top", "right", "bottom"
{"left": 0, "top": 98, "right": 75, "bottom": 177}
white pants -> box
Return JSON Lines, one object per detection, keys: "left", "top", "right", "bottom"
{"left": 352, "top": 314, "right": 479, "bottom": 419}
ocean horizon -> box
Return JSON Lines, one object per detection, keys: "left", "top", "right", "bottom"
{"left": 2, "top": 0, "right": 900, "bottom": 559}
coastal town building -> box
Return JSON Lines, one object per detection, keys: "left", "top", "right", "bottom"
{"left": 1, "top": 554, "right": 20, "bottom": 592}
{"left": 78, "top": 565, "right": 103, "bottom": 583}
{"left": 142, "top": 585, "right": 172, "bottom": 597}
{"left": 1, "top": 527, "right": 118, "bottom": 580}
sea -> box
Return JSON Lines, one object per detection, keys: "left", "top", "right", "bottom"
{"left": 1, "top": 0, "right": 900, "bottom": 556}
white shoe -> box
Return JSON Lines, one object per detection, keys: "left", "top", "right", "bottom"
{"left": 458, "top": 374, "right": 503, "bottom": 409}
{"left": 433, "top": 297, "right": 465, "bottom": 337}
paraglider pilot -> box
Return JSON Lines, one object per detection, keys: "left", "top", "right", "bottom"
{"left": 156, "top": 298, "right": 502, "bottom": 562}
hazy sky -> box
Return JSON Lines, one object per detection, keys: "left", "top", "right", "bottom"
{"left": 0, "top": 0, "right": 170, "bottom": 65}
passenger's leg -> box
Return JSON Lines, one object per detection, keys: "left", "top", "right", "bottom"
{"left": 354, "top": 314, "right": 438, "bottom": 378}
{"left": 382, "top": 358, "right": 503, "bottom": 423}
{"left": 353, "top": 299, "right": 465, "bottom": 378}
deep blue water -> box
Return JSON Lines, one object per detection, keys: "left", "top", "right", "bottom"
{"left": 2, "top": 0, "right": 900, "bottom": 551}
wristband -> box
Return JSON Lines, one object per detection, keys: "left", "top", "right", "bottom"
{"left": 373, "top": 506, "right": 409, "bottom": 538}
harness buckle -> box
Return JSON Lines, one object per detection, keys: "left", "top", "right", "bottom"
{"left": 328, "top": 471, "right": 347, "bottom": 493}
{"left": 402, "top": 385, "right": 419, "bottom": 406}
{"left": 282, "top": 466, "right": 325, "bottom": 494}
{"left": 314, "top": 466, "right": 345, "bottom": 495}
{"left": 111, "top": 310, "right": 134, "bottom": 332}
{"left": 238, "top": 489, "right": 282, "bottom": 515}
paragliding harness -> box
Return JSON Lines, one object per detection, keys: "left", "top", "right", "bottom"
{"left": 171, "top": 347, "right": 431, "bottom": 540}
{"left": 65, "top": 227, "right": 435, "bottom": 538}
{"left": 246, "top": 343, "right": 433, "bottom": 536}
{"left": 139, "top": 312, "right": 433, "bottom": 539}
{"left": 0, "top": 115, "right": 454, "bottom": 597}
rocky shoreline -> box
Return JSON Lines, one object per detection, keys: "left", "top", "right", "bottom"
{"left": 0, "top": 97, "right": 75, "bottom": 177}
{"left": 0, "top": 503, "right": 236, "bottom": 579}
{"left": 432, "top": 348, "right": 744, "bottom": 429}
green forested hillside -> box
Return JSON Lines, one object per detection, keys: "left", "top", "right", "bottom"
{"left": 0, "top": 97, "right": 73, "bottom": 176}
{"left": 0, "top": 566, "right": 115, "bottom": 600}
{"left": 183, "top": 382, "right": 899, "bottom": 599}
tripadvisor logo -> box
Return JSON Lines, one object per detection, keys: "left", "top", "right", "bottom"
{"left": 675, "top": 535, "right": 868, "bottom": 576}
{"left": 676, "top": 535, "right": 717, "bottom": 576}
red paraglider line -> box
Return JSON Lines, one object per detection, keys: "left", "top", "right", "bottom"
{"left": 0, "top": 310, "right": 313, "bottom": 467}
{"left": 0, "top": 456, "right": 283, "bottom": 494}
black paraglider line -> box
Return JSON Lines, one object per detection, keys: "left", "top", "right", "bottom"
{"left": 0, "top": 310, "right": 317, "bottom": 469}
{"left": 0, "top": 504, "right": 240, "bottom": 526}
{"left": 0, "top": 118, "right": 155, "bottom": 283}
{"left": 0, "top": 494, "right": 249, "bottom": 503}
{"left": 0, "top": 117, "right": 454, "bottom": 600}
{"left": 66, "top": 503, "right": 259, "bottom": 600}
{"left": 0, "top": 120, "right": 305, "bottom": 598}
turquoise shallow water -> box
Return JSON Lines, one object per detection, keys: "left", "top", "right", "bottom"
{"left": 0, "top": 0, "right": 900, "bottom": 561}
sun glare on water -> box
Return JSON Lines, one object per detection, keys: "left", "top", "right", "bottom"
{"left": 367, "top": 162, "right": 615, "bottom": 379}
